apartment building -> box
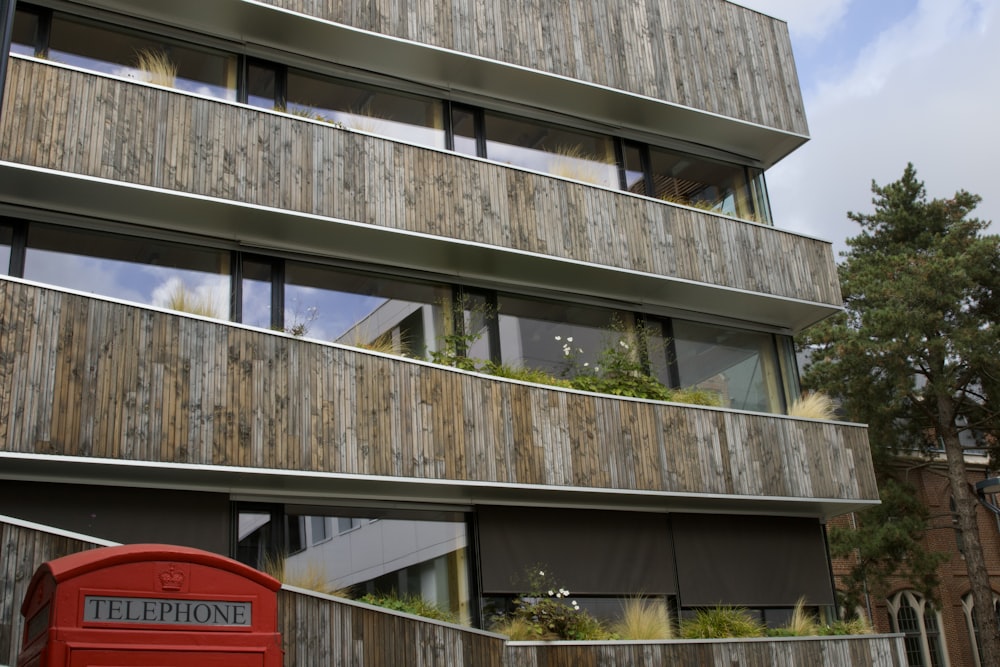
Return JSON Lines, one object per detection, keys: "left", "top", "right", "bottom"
{"left": 0, "top": 0, "right": 879, "bottom": 648}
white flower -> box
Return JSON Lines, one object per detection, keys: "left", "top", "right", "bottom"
{"left": 566, "top": 337, "right": 573, "bottom": 343}
{"left": 560, "top": 588, "right": 569, "bottom": 596}
{"left": 547, "top": 590, "right": 554, "bottom": 596}
{"left": 538, "top": 570, "right": 545, "bottom": 576}
{"left": 577, "top": 348, "right": 583, "bottom": 354}
{"left": 554, "top": 336, "right": 561, "bottom": 341}
{"left": 619, "top": 340, "right": 629, "bottom": 348}
{"left": 583, "top": 362, "right": 589, "bottom": 367}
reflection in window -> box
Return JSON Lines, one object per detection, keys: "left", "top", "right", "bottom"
{"left": 238, "top": 508, "right": 470, "bottom": 622}
{"left": 484, "top": 114, "right": 617, "bottom": 187}
{"left": 47, "top": 14, "right": 237, "bottom": 100}
{"left": 281, "top": 261, "right": 447, "bottom": 353}
{"left": 497, "top": 295, "right": 628, "bottom": 376}
{"left": 672, "top": 320, "right": 782, "bottom": 413}
{"left": 24, "top": 225, "right": 231, "bottom": 319}
{"left": 888, "top": 590, "right": 948, "bottom": 667}
{"left": 284, "top": 70, "right": 445, "bottom": 147}
{"left": 241, "top": 258, "right": 273, "bottom": 329}
{"left": 963, "top": 592, "right": 1000, "bottom": 667}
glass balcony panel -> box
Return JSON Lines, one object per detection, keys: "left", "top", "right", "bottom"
{"left": 23, "top": 224, "right": 231, "bottom": 318}
{"left": 286, "top": 70, "right": 445, "bottom": 148}
{"left": 47, "top": 14, "right": 237, "bottom": 100}
{"left": 284, "top": 261, "right": 448, "bottom": 354}
{"left": 672, "top": 319, "right": 783, "bottom": 413}
{"left": 484, "top": 113, "right": 617, "bottom": 188}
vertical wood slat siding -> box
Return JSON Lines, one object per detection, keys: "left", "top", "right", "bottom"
{"left": 0, "top": 522, "right": 107, "bottom": 666}
{"left": 0, "top": 279, "right": 878, "bottom": 503}
{"left": 252, "top": 0, "right": 807, "bottom": 136}
{"left": 0, "top": 58, "right": 839, "bottom": 307}
{"left": 0, "top": 520, "right": 905, "bottom": 667}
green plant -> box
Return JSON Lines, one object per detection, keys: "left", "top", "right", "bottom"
{"left": 482, "top": 362, "right": 572, "bottom": 387}
{"left": 490, "top": 615, "right": 540, "bottom": 640}
{"left": 823, "top": 616, "right": 873, "bottom": 635}
{"left": 558, "top": 321, "right": 673, "bottom": 401}
{"left": 613, "top": 597, "right": 673, "bottom": 640}
{"left": 679, "top": 606, "right": 765, "bottom": 639}
{"left": 357, "top": 592, "right": 459, "bottom": 623}
{"left": 669, "top": 386, "right": 724, "bottom": 406}
{"left": 427, "top": 296, "right": 496, "bottom": 371}
{"left": 788, "top": 392, "right": 836, "bottom": 420}
{"left": 135, "top": 49, "right": 177, "bottom": 87}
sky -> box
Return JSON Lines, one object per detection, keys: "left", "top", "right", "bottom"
{"left": 731, "top": 0, "right": 999, "bottom": 258}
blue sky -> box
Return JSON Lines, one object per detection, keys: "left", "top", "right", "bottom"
{"left": 733, "top": 0, "right": 999, "bottom": 257}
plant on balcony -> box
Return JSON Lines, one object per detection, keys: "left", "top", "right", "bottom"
{"left": 357, "top": 592, "right": 460, "bottom": 624}
{"left": 612, "top": 596, "right": 674, "bottom": 640}
{"left": 788, "top": 392, "right": 836, "bottom": 420}
{"left": 159, "top": 280, "right": 223, "bottom": 318}
{"left": 134, "top": 49, "right": 177, "bottom": 87}
{"left": 490, "top": 568, "right": 612, "bottom": 640}
{"left": 679, "top": 605, "right": 765, "bottom": 639}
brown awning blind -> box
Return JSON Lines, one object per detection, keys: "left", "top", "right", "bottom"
{"left": 672, "top": 514, "right": 834, "bottom": 607}
{"left": 477, "top": 506, "right": 676, "bottom": 595}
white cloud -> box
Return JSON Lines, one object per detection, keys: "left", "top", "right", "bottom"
{"left": 732, "top": 0, "right": 851, "bottom": 41}
{"left": 757, "top": 0, "right": 999, "bottom": 257}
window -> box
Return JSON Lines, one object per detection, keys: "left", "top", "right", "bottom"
{"left": 10, "top": 6, "right": 42, "bottom": 56}
{"left": 0, "top": 223, "right": 12, "bottom": 275}
{"left": 23, "top": 224, "right": 231, "bottom": 319}
{"left": 962, "top": 591, "right": 1000, "bottom": 667}
{"left": 236, "top": 505, "right": 471, "bottom": 622}
{"left": 496, "top": 295, "right": 629, "bottom": 377}
{"left": 284, "top": 70, "right": 445, "bottom": 147}
{"left": 888, "top": 590, "right": 948, "bottom": 667}
{"left": 671, "top": 319, "right": 784, "bottom": 413}
{"left": 481, "top": 113, "right": 617, "bottom": 188}
{"left": 281, "top": 261, "right": 448, "bottom": 353}
{"left": 46, "top": 14, "right": 237, "bottom": 100}
{"left": 309, "top": 516, "right": 330, "bottom": 545}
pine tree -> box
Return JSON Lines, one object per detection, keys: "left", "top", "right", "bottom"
{"left": 801, "top": 164, "right": 1000, "bottom": 662}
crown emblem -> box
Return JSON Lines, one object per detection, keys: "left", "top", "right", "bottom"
{"left": 158, "top": 565, "right": 185, "bottom": 591}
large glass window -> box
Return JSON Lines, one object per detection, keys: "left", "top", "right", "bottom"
{"left": 46, "top": 14, "right": 237, "bottom": 100}
{"left": 672, "top": 320, "right": 784, "bottom": 413}
{"left": 889, "top": 591, "right": 948, "bottom": 667}
{"left": 278, "top": 261, "right": 448, "bottom": 354}
{"left": 497, "top": 295, "right": 628, "bottom": 377}
{"left": 10, "top": 7, "right": 41, "bottom": 56}
{"left": 237, "top": 506, "right": 471, "bottom": 623}
{"left": 624, "top": 144, "right": 769, "bottom": 224}
{"left": 483, "top": 114, "right": 617, "bottom": 187}
{"left": 23, "top": 225, "right": 231, "bottom": 319}
{"left": 284, "top": 71, "right": 445, "bottom": 147}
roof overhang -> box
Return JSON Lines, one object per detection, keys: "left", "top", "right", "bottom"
{"left": 67, "top": 0, "right": 808, "bottom": 167}
{"left": 0, "top": 453, "right": 878, "bottom": 520}
{"left": 0, "top": 162, "right": 839, "bottom": 333}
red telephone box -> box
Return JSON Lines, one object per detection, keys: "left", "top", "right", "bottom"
{"left": 17, "top": 544, "right": 283, "bottom": 667}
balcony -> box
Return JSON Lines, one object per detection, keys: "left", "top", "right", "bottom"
{"left": 0, "top": 278, "right": 877, "bottom": 515}
{"left": 0, "top": 57, "right": 838, "bottom": 331}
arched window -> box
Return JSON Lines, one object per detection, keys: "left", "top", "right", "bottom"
{"left": 961, "top": 591, "right": 1000, "bottom": 667}
{"left": 887, "top": 591, "right": 948, "bottom": 667}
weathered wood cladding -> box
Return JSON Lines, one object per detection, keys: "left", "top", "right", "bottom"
{"left": 254, "top": 0, "right": 808, "bottom": 135}
{"left": 504, "top": 636, "right": 906, "bottom": 667}
{"left": 0, "top": 520, "right": 107, "bottom": 665}
{"left": 0, "top": 280, "right": 878, "bottom": 503}
{"left": 0, "top": 58, "right": 839, "bottom": 307}
{"left": 0, "top": 520, "right": 905, "bottom": 667}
